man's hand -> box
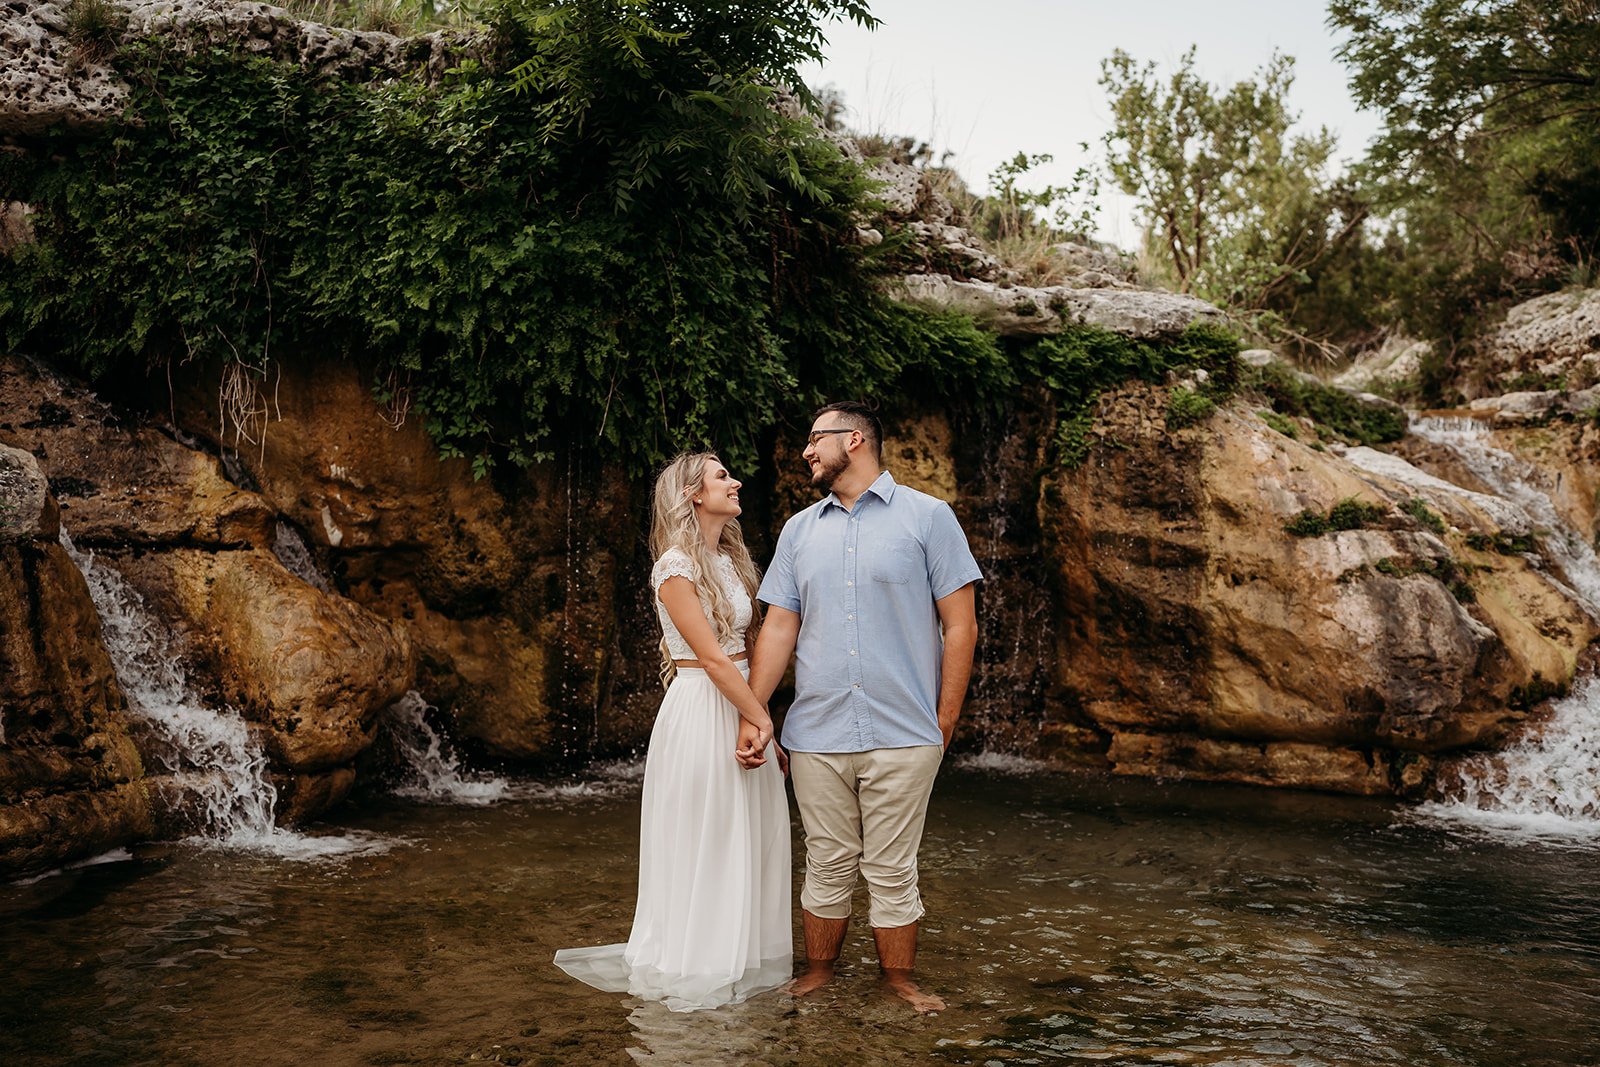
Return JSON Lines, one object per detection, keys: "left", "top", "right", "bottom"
{"left": 938, "top": 712, "right": 957, "bottom": 752}
{"left": 775, "top": 741, "right": 790, "bottom": 778}
{"left": 735, "top": 718, "right": 769, "bottom": 769}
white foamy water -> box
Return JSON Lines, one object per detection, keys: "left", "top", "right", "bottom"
{"left": 62, "top": 531, "right": 390, "bottom": 860}
{"left": 1406, "top": 416, "right": 1600, "bottom": 840}
{"left": 384, "top": 691, "right": 508, "bottom": 805}
{"left": 1410, "top": 416, "right": 1600, "bottom": 609}
{"left": 952, "top": 751, "right": 1057, "bottom": 776}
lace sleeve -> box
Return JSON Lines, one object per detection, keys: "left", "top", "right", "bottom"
{"left": 651, "top": 548, "right": 697, "bottom": 592}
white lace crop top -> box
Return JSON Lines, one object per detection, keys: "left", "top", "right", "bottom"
{"left": 651, "top": 547, "right": 752, "bottom": 660}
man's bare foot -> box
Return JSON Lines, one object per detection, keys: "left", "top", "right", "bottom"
{"left": 882, "top": 972, "right": 945, "bottom": 1013}
{"left": 786, "top": 963, "right": 836, "bottom": 997}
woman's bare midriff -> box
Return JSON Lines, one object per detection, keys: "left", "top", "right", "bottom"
{"left": 673, "top": 651, "right": 750, "bottom": 668}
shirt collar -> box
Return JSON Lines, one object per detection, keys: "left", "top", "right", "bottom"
{"left": 821, "top": 470, "right": 897, "bottom": 514}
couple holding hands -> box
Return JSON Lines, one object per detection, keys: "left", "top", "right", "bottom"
{"left": 554, "top": 401, "right": 982, "bottom": 1014}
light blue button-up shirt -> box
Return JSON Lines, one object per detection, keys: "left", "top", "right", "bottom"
{"left": 758, "top": 470, "right": 983, "bottom": 753}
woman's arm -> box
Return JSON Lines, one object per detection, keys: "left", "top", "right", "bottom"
{"left": 658, "top": 576, "right": 774, "bottom": 754}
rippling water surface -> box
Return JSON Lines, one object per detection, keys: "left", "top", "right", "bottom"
{"left": 5, "top": 764, "right": 1598, "bottom": 1066}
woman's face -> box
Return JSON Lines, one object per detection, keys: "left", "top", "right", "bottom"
{"left": 696, "top": 457, "right": 742, "bottom": 519}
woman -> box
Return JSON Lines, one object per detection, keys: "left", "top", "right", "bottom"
{"left": 553, "top": 452, "right": 791, "bottom": 1012}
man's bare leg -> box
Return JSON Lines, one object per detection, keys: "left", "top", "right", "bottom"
{"left": 874, "top": 922, "right": 945, "bottom": 1012}
{"left": 789, "top": 910, "right": 848, "bottom": 996}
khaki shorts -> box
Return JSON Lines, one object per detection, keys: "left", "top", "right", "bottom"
{"left": 788, "top": 745, "right": 943, "bottom": 929}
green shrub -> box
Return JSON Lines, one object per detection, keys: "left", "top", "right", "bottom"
{"left": 1286, "top": 496, "right": 1388, "bottom": 537}
{"left": 1403, "top": 497, "right": 1446, "bottom": 534}
{"left": 1242, "top": 360, "right": 1405, "bottom": 445}
{"left": 1256, "top": 408, "right": 1298, "bottom": 438}
{"left": 1027, "top": 320, "right": 1240, "bottom": 466}
{"left": 1464, "top": 531, "right": 1537, "bottom": 554}
{"left": 1166, "top": 387, "right": 1217, "bottom": 429}
{"left": 1327, "top": 497, "right": 1388, "bottom": 531}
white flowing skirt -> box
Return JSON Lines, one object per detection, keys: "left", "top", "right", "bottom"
{"left": 553, "top": 665, "right": 792, "bottom": 1012}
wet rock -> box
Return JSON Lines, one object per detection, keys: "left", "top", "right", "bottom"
{"left": 162, "top": 355, "right": 634, "bottom": 763}
{"left": 107, "top": 546, "right": 414, "bottom": 773}
{"left": 0, "top": 494, "right": 152, "bottom": 876}
{"left": 0, "top": 444, "right": 54, "bottom": 542}
{"left": 1467, "top": 390, "right": 1561, "bottom": 425}
{"left": 1038, "top": 386, "right": 1597, "bottom": 793}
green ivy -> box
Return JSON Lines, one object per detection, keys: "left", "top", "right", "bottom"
{"left": 0, "top": 2, "right": 1235, "bottom": 476}
{"left": 1026, "top": 321, "right": 1240, "bottom": 466}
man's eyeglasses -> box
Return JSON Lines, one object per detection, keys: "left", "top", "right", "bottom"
{"left": 806, "top": 428, "right": 855, "bottom": 447}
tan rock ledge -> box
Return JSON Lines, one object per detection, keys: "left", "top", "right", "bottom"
{"left": 893, "top": 272, "right": 1225, "bottom": 339}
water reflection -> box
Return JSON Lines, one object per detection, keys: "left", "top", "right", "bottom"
{"left": 4, "top": 766, "right": 1598, "bottom": 1066}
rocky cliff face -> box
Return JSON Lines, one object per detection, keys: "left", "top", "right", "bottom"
{"left": 0, "top": 355, "right": 415, "bottom": 837}
{"left": 0, "top": 442, "right": 153, "bottom": 872}
{"left": 5, "top": 2, "right": 1600, "bottom": 877}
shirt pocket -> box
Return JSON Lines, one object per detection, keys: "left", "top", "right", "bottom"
{"left": 870, "top": 537, "right": 920, "bottom": 585}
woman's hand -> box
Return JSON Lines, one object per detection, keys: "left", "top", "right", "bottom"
{"left": 735, "top": 718, "right": 769, "bottom": 769}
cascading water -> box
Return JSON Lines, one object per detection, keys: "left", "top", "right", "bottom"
{"left": 1408, "top": 416, "right": 1600, "bottom": 840}
{"left": 61, "top": 530, "right": 385, "bottom": 858}
{"left": 271, "top": 520, "right": 329, "bottom": 591}
{"left": 383, "top": 691, "right": 508, "bottom": 804}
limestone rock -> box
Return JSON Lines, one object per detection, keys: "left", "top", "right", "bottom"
{"left": 162, "top": 354, "right": 634, "bottom": 763}
{"left": 1460, "top": 288, "right": 1600, "bottom": 398}
{"left": 1332, "top": 336, "right": 1431, "bottom": 393}
{"left": 1, "top": 0, "right": 484, "bottom": 138}
{"left": 895, "top": 273, "right": 1223, "bottom": 339}
{"left": 0, "top": 443, "right": 54, "bottom": 541}
{"left": 107, "top": 546, "right": 415, "bottom": 772}
{"left": 1039, "top": 386, "right": 1597, "bottom": 793}
{"left": 0, "top": 355, "right": 274, "bottom": 548}
{"left": 1467, "top": 390, "right": 1561, "bottom": 426}
{"left": 0, "top": 508, "right": 152, "bottom": 876}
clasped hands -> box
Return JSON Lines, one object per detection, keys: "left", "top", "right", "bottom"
{"left": 735, "top": 716, "right": 787, "bottom": 775}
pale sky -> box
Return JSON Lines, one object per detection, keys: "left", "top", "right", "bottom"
{"left": 798, "top": 0, "right": 1384, "bottom": 248}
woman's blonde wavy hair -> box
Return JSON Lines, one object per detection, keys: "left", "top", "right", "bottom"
{"left": 650, "top": 452, "right": 762, "bottom": 687}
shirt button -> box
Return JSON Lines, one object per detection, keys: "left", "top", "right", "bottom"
{"left": 848, "top": 614, "right": 855, "bottom": 621}
{"left": 850, "top": 649, "right": 857, "bottom": 656}
{"left": 846, "top": 580, "right": 854, "bottom": 587}
{"left": 847, "top": 547, "right": 854, "bottom": 553}
{"left": 853, "top": 683, "right": 861, "bottom": 688}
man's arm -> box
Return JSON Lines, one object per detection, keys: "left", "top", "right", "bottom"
{"left": 748, "top": 605, "right": 800, "bottom": 704}
{"left": 934, "top": 584, "right": 978, "bottom": 751}
{"left": 736, "top": 605, "right": 801, "bottom": 767}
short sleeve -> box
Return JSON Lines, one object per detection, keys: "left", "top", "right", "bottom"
{"left": 651, "top": 548, "right": 697, "bottom": 593}
{"left": 756, "top": 520, "right": 802, "bottom": 614}
{"left": 925, "top": 502, "right": 984, "bottom": 601}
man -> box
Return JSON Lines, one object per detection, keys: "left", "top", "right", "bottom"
{"left": 741, "top": 400, "right": 982, "bottom": 1013}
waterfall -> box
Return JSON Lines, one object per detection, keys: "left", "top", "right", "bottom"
{"left": 271, "top": 520, "right": 330, "bottom": 591}
{"left": 1408, "top": 416, "right": 1600, "bottom": 840}
{"left": 383, "top": 691, "right": 508, "bottom": 804}
{"left": 61, "top": 531, "right": 386, "bottom": 858}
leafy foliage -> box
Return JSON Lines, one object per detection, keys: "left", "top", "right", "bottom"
{"left": 1241, "top": 361, "right": 1406, "bottom": 445}
{"left": 1025, "top": 321, "right": 1240, "bottom": 466}
{"left": 1100, "top": 47, "right": 1362, "bottom": 353}
{"left": 1284, "top": 497, "right": 1389, "bottom": 537}
{"left": 0, "top": 0, "right": 1239, "bottom": 477}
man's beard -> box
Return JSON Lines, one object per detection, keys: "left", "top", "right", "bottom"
{"left": 810, "top": 451, "right": 849, "bottom": 491}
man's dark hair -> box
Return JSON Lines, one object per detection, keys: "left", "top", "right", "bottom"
{"left": 813, "top": 400, "right": 883, "bottom": 462}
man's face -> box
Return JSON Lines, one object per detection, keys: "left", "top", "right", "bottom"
{"left": 803, "top": 417, "right": 853, "bottom": 491}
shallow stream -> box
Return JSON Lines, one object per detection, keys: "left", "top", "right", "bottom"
{"left": 5, "top": 761, "right": 1598, "bottom": 1067}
